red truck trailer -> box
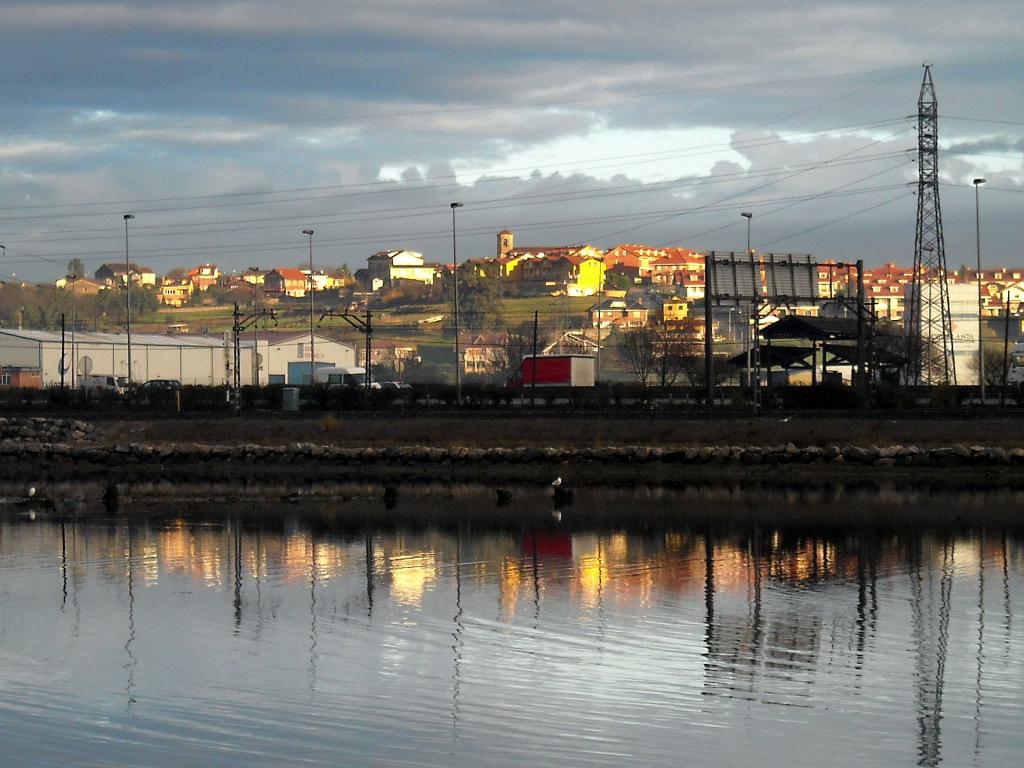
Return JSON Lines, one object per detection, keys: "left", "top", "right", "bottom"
{"left": 508, "top": 354, "right": 595, "bottom": 388}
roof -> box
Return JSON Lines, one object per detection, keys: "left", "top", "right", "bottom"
{"left": 0, "top": 328, "right": 225, "bottom": 348}
{"left": 729, "top": 346, "right": 815, "bottom": 369}
{"left": 97, "top": 262, "right": 155, "bottom": 274}
{"left": 268, "top": 267, "right": 307, "bottom": 281}
{"left": 760, "top": 315, "right": 861, "bottom": 341}
{"left": 239, "top": 331, "right": 353, "bottom": 349}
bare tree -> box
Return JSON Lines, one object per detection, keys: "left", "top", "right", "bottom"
{"left": 651, "top": 323, "right": 700, "bottom": 387}
{"left": 504, "top": 332, "right": 531, "bottom": 379}
{"left": 620, "top": 327, "right": 657, "bottom": 385}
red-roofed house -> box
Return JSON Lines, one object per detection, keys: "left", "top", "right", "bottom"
{"left": 188, "top": 264, "right": 220, "bottom": 292}
{"left": 264, "top": 268, "right": 309, "bottom": 297}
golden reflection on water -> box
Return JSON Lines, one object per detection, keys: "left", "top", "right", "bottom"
{"left": 18, "top": 514, "right": 1020, "bottom": 613}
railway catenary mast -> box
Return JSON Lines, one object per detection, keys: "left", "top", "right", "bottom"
{"left": 906, "top": 63, "right": 956, "bottom": 385}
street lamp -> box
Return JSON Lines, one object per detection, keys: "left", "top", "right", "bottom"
{"left": 741, "top": 212, "right": 753, "bottom": 257}
{"left": 450, "top": 202, "right": 463, "bottom": 404}
{"left": 974, "top": 178, "right": 986, "bottom": 403}
{"left": 67, "top": 271, "right": 78, "bottom": 388}
{"left": 302, "top": 230, "right": 315, "bottom": 385}
{"left": 123, "top": 214, "right": 135, "bottom": 385}
{"left": 250, "top": 266, "right": 261, "bottom": 386}
{"left": 740, "top": 212, "right": 753, "bottom": 388}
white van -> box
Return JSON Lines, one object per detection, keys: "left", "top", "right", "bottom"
{"left": 312, "top": 366, "right": 378, "bottom": 388}
{"left": 81, "top": 375, "right": 127, "bottom": 395}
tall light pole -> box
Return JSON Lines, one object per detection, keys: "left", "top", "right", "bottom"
{"left": 250, "top": 266, "right": 261, "bottom": 386}
{"left": 974, "top": 178, "right": 986, "bottom": 402}
{"left": 302, "top": 230, "right": 315, "bottom": 385}
{"left": 450, "top": 202, "right": 463, "bottom": 404}
{"left": 741, "top": 212, "right": 753, "bottom": 388}
{"left": 123, "top": 214, "right": 135, "bottom": 385}
{"left": 68, "top": 271, "right": 78, "bottom": 388}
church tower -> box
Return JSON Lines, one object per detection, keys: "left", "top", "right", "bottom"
{"left": 497, "top": 229, "right": 514, "bottom": 257}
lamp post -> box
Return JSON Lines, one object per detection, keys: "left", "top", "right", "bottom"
{"left": 302, "top": 230, "right": 315, "bottom": 385}
{"left": 68, "top": 271, "right": 78, "bottom": 388}
{"left": 974, "top": 178, "right": 986, "bottom": 403}
{"left": 123, "top": 214, "right": 135, "bottom": 385}
{"left": 250, "top": 266, "right": 260, "bottom": 386}
{"left": 450, "top": 202, "right": 463, "bottom": 404}
{"left": 741, "top": 212, "right": 753, "bottom": 388}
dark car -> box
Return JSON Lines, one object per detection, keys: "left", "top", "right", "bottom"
{"left": 141, "top": 379, "right": 182, "bottom": 391}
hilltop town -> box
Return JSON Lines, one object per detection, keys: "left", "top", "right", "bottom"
{"left": 1, "top": 225, "right": 1022, "bottom": 390}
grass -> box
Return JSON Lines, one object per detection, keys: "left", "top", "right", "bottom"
{"left": 103, "top": 414, "right": 1024, "bottom": 449}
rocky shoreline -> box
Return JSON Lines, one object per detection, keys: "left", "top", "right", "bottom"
{"left": 2, "top": 417, "right": 1023, "bottom": 484}
{"left": 4, "top": 436, "right": 1024, "bottom": 478}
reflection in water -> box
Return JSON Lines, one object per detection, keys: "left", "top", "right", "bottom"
{"left": 1, "top": 483, "right": 1023, "bottom": 768}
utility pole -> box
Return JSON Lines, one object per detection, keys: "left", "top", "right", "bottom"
{"left": 595, "top": 257, "right": 603, "bottom": 382}
{"left": 365, "top": 307, "right": 372, "bottom": 404}
{"left": 704, "top": 252, "right": 715, "bottom": 407}
{"left": 974, "top": 177, "right": 986, "bottom": 402}
{"left": 1001, "top": 290, "right": 1011, "bottom": 407}
{"left": 856, "top": 260, "right": 867, "bottom": 402}
{"left": 317, "top": 309, "right": 373, "bottom": 410}
{"left": 302, "top": 230, "right": 315, "bottom": 385}
{"left": 450, "top": 202, "right": 463, "bottom": 405}
{"left": 60, "top": 313, "right": 66, "bottom": 389}
{"left": 907, "top": 64, "right": 955, "bottom": 385}
{"left": 123, "top": 214, "right": 135, "bottom": 385}
{"left": 531, "top": 310, "right": 538, "bottom": 407}
{"left": 69, "top": 271, "right": 78, "bottom": 388}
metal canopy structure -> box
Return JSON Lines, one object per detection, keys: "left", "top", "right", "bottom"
{"left": 703, "top": 253, "right": 869, "bottom": 412}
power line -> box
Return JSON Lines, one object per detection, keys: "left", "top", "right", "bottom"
{"left": 0, "top": 118, "right": 910, "bottom": 223}
{"left": 0, "top": 149, "right": 909, "bottom": 245}
{"left": 10, "top": 66, "right": 914, "bottom": 139}
{"left": 0, "top": 182, "right": 908, "bottom": 266}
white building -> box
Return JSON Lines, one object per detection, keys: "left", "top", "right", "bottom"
{"left": 241, "top": 331, "right": 357, "bottom": 385}
{"left": 904, "top": 283, "right": 981, "bottom": 385}
{"left": 0, "top": 329, "right": 356, "bottom": 387}
{"left": 366, "top": 250, "right": 437, "bottom": 288}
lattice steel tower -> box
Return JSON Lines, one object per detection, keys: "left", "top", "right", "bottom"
{"left": 907, "top": 63, "right": 956, "bottom": 385}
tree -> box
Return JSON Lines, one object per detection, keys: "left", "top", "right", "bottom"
{"left": 969, "top": 339, "right": 1011, "bottom": 387}
{"left": 504, "top": 332, "right": 532, "bottom": 379}
{"left": 67, "top": 258, "right": 86, "bottom": 280}
{"left": 444, "top": 269, "right": 502, "bottom": 331}
{"left": 620, "top": 327, "right": 658, "bottom": 386}
{"left": 605, "top": 272, "right": 634, "bottom": 291}
{"left": 621, "top": 323, "right": 701, "bottom": 387}
{"left": 650, "top": 323, "right": 701, "bottom": 387}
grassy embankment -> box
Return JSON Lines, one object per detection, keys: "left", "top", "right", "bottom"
{"left": 104, "top": 415, "right": 1024, "bottom": 450}
{"left": 139, "top": 295, "right": 594, "bottom": 337}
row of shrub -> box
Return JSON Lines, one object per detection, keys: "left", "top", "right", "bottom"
{"left": 0, "top": 382, "right": 1020, "bottom": 414}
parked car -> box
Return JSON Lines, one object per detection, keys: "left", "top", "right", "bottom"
{"left": 81, "top": 375, "right": 127, "bottom": 395}
{"left": 141, "top": 379, "right": 182, "bottom": 391}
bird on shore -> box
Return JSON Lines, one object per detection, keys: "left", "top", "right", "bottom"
{"left": 495, "top": 488, "right": 513, "bottom": 506}
{"left": 551, "top": 477, "right": 573, "bottom": 507}
{"left": 28, "top": 487, "right": 36, "bottom": 498}
{"left": 382, "top": 485, "right": 399, "bottom": 509}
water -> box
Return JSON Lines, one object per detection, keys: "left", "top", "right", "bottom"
{"left": 1, "top": 482, "right": 1023, "bottom": 767}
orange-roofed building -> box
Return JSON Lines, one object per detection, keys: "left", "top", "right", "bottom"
{"left": 187, "top": 264, "right": 219, "bottom": 292}
{"left": 860, "top": 262, "right": 914, "bottom": 320}
{"left": 264, "top": 267, "right": 309, "bottom": 298}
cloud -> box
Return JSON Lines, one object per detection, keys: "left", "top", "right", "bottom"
{"left": 0, "top": 1, "right": 1022, "bottom": 280}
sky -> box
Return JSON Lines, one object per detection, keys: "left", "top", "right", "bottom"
{"left": 0, "top": 0, "right": 1022, "bottom": 282}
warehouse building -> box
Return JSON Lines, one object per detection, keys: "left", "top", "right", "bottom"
{"left": 0, "top": 329, "right": 356, "bottom": 387}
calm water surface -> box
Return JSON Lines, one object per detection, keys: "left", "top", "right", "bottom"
{"left": 1, "top": 483, "right": 1022, "bottom": 767}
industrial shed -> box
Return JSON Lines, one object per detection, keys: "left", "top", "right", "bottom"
{"left": 0, "top": 329, "right": 356, "bottom": 387}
